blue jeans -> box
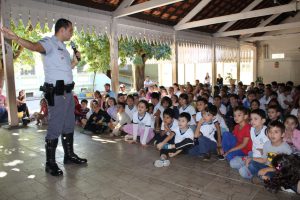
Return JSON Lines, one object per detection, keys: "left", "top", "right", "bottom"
{"left": 222, "top": 132, "right": 246, "bottom": 161}
{"left": 188, "top": 136, "right": 217, "bottom": 156}
{"left": 248, "top": 160, "right": 274, "bottom": 178}
{"left": 230, "top": 153, "right": 253, "bottom": 179}
{"left": 0, "top": 107, "right": 8, "bottom": 123}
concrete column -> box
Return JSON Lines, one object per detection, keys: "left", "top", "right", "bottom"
{"left": 1, "top": 0, "right": 19, "bottom": 126}
{"left": 171, "top": 32, "right": 178, "bottom": 84}
{"left": 109, "top": 19, "right": 119, "bottom": 94}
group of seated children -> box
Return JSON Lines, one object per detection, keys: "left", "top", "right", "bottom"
{"left": 73, "top": 81, "right": 300, "bottom": 194}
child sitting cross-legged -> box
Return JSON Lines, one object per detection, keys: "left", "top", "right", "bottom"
{"left": 154, "top": 112, "right": 194, "bottom": 167}
{"left": 188, "top": 105, "right": 220, "bottom": 160}
{"left": 221, "top": 106, "right": 252, "bottom": 161}
{"left": 247, "top": 121, "right": 292, "bottom": 183}
{"left": 154, "top": 108, "right": 178, "bottom": 146}
{"left": 123, "top": 100, "right": 155, "bottom": 146}
{"left": 108, "top": 102, "right": 131, "bottom": 137}
{"left": 230, "top": 109, "right": 269, "bottom": 179}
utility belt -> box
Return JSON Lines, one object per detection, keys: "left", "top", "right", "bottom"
{"left": 40, "top": 80, "right": 74, "bottom": 106}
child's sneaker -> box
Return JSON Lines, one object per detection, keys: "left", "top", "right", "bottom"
{"left": 163, "top": 159, "right": 170, "bottom": 167}
{"left": 154, "top": 159, "right": 164, "bottom": 168}
{"left": 203, "top": 153, "right": 211, "bottom": 161}
{"left": 217, "top": 155, "right": 225, "bottom": 160}
{"left": 154, "top": 159, "right": 170, "bottom": 167}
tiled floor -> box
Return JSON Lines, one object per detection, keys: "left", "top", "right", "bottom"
{"left": 0, "top": 125, "right": 299, "bottom": 200}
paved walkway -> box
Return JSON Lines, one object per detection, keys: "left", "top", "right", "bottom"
{"left": 0, "top": 125, "right": 298, "bottom": 200}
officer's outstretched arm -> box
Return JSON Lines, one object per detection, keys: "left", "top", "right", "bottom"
{"left": 0, "top": 26, "right": 45, "bottom": 53}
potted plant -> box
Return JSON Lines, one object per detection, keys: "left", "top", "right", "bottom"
{"left": 225, "top": 73, "right": 236, "bottom": 85}
{"left": 255, "top": 76, "right": 263, "bottom": 84}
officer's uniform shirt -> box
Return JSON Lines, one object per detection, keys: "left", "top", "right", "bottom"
{"left": 39, "top": 36, "right": 72, "bottom": 85}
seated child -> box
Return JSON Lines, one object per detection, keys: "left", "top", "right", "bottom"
{"left": 264, "top": 154, "right": 300, "bottom": 194}
{"left": 188, "top": 105, "right": 219, "bottom": 160}
{"left": 154, "top": 112, "right": 194, "bottom": 167}
{"left": 76, "top": 99, "right": 90, "bottom": 126}
{"left": 31, "top": 98, "right": 48, "bottom": 125}
{"left": 284, "top": 115, "right": 300, "bottom": 152}
{"left": 125, "top": 95, "right": 137, "bottom": 121}
{"left": 265, "top": 105, "right": 282, "bottom": 126}
{"left": 243, "top": 90, "right": 256, "bottom": 109}
{"left": 108, "top": 102, "right": 131, "bottom": 137}
{"left": 155, "top": 108, "right": 178, "bottom": 148}
{"left": 247, "top": 121, "right": 292, "bottom": 182}
{"left": 106, "top": 97, "right": 118, "bottom": 121}
{"left": 179, "top": 93, "right": 197, "bottom": 131}
{"left": 250, "top": 100, "right": 260, "bottom": 111}
{"left": 123, "top": 100, "right": 154, "bottom": 146}
{"left": 195, "top": 97, "right": 208, "bottom": 123}
{"left": 83, "top": 100, "right": 111, "bottom": 133}
{"left": 230, "top": 109, "right": 269, "bottom": 179}
{"left": 221, "top": 106, "right": 252, "bottom": 161}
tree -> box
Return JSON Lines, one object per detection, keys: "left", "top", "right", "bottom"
{"left": 119, "top": 38, "right": 171, "bottom": 90}
{"left": 73, "top": 30, "right": 110, "bottom": 91}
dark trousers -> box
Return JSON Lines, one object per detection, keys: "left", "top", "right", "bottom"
{"left": 160, "top": 138, "right": 193, "bottom": 156}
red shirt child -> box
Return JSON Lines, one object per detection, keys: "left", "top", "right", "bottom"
{"left": 233, "top": 123, "right": 252, "bottom": 155}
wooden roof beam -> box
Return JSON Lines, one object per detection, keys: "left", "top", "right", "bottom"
{"left": 217, "top": 0, "right": 264, "bottom": 33}
{"left": 176, "top": 0, "right": 212, "bottom": 26}
{"left": 214, "top": 21, "right": 300, "bottom": 37}
{"left": 175, "top": 2, "right": 300, "bottom": 30}
{"left": 113, "top": 0, "right": 184, "bottom": 18}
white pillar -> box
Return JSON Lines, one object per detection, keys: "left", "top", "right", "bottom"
{"left": 1, "top": 0, "right": 19, "bottom": 126}
{"left": 109, "top": 19, "right": 119, "bottom": 94}
{"left": 237, "top": 43, "right": 241, "bottom": 83}
{"left": 211, "top": 39, "right": 216, "bottom": 87}
{"left": 171, "top": 32, "right": 178, "bottom": 84}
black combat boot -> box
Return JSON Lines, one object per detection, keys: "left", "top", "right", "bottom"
{"left": 45, "top": 138, "right": 63, "bottom": 176}
{"left": 61, "top": 133, "right": 87, "bottom": 164}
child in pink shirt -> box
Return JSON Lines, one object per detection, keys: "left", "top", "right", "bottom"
{"left": 284, "top": 115, "right": 300, "bottom": 152}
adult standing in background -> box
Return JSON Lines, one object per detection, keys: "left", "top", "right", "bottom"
{"left": 217, "top": 74, "right": 223, "bottom": 88}
{"left": 104, "top": 83, "right": 116, "bottom": 99}
{"left": 204, "top": 72, "right": 211, "bottom": 86}
{"left": 144, "top": 76, "right": 156, "bottom": 92}
{"left": 1, "top": 18, "right": 87, "bottom": 177}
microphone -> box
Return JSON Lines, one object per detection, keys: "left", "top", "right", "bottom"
{"left": 70, "top": 41, "right": 81, "bottom": 61}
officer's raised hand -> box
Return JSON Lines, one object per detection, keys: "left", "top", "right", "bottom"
{"left": 71, "top": 51, "right": 81, "bottom": 68}
{"left": 0, "top": 26, "right": 45, "bottom": 53}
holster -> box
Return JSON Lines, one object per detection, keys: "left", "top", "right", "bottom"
{"left": 40, "top": 83, "right": 55, "bottom": 106}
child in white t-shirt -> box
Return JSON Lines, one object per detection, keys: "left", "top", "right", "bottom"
{"left": 230, "top": 109, "right": 269, "bottom": 179}
{"left": 123, "top": 100, "right": 154, "bottom": 146}
{"left": 179, "top": 93, "right": 196, "bottom": 131}
{"left": 154, "top": 112, "right": 194, "bottom": 167}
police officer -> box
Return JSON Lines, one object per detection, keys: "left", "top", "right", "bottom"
{"left": 1, "top": 18, "right": 87, "bottom": 176}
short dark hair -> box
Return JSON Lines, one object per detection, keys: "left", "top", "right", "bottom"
{"left": 163, "top": 108, "right": 175, "bottom": 118}
{"left": 161, "top": 96, "right": 172, "bottom": 107}
{"left": 117, "top": 93, "right": 124, "bottom": 98}
{"left": 55, "top": 18, "right": 72, "bottom": 33}
{"left": 138, "top": 100, "right": 149, "bottom": 109}
{"left": 196, "top": 97, "right": 208, "bottom": 105}
{"left": 105, "top": 83, "right": 111, "bottom": 87}
{"left": 250, "top": 99, "right": 260, "bottom": 107}
{"left": 229, "top": 94, "right": 239, "bottom": 99}
{"left": 234, "top": 106, "right": 249, "bottom": 115}
{"left": 267, "top": 105, "right": 281, "bottom": 113}
{"left": 205, "top": 105, "right": 218, "bottom": 116}
{"left": 268, "top": 121, "right": 285, "bottom": 134}
{"left": 126, "top": 94, "right": 134, "bottom": 101}
{"left": 213, "top": 95, "right": 222, "bottom": 100}
{"left": 81, "top": 99, "right": 88, "bottom": 104}
{"left": 179, "top": 112, "right": 191, "bottom": 122}
{"left": 117, "top": 102, "right": 126, "bottom": 109}
{"left": 179, "top": 93, "right": 189, "bottom": 102}
{"left": 150, "top": 92, "right": 160, "bottom": 100}
{"left": 250, "top": 109, "right": 266, "bottom": 119}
